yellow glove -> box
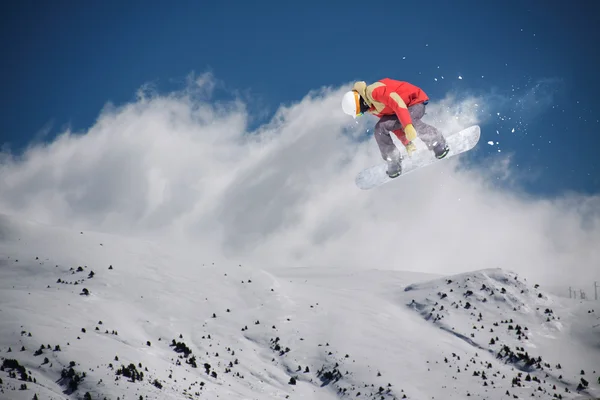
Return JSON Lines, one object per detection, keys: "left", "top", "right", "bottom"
{"left": 404, "top": 124, "right": 417, "bottom": 142}
{"left": 405, "top": 141, "right": 417, "bottom": 157}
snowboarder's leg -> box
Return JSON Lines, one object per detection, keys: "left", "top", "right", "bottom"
{"left": 374, "top": 115, "right": 402, "bottom": 161}
{"left": 374, "top": 115, "right": 403, "bottom": 177}
{"left": 409, "top": 103, "right": 449, "bottom": 159}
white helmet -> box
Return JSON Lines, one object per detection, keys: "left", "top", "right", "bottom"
{"left": 341, "top": 90, "right": 362, "bottom": 118}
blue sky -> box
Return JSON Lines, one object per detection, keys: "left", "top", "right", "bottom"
{"left": 1, "top": 0, "right": 599, "bottom": 195}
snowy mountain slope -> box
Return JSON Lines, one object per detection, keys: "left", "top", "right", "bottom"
{"left": 0, "top": 213, "right": 599, "bottom": 400}
{"left": 401, "top": 269, "right": 600, "bottom": 398}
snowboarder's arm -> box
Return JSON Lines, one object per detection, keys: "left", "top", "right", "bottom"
{"left": 371, "top": 87, "right": 417, "bottom": 141}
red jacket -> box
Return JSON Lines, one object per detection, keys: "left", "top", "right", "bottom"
{"left": 369, "top": 78, "right": 429, "bottom": 125}
{"left": 353, "top": 78, "right": 429, "bottom": 128}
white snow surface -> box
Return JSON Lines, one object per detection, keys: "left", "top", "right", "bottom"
{"left": 0, "top": 213, "right": 599, "bottom": 400}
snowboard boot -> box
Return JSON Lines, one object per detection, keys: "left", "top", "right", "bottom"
{"left": 433, "top": 141, "right": 450, "bottom": 159}
{"left": 385, "top": 152, "right": 403, "bottom": 178}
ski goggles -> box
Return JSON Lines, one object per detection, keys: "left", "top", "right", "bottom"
{"left": 353, "top": 91, "right": 363, "bottom": 117}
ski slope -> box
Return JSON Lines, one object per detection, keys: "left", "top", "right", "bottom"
{"left": 0, "top": 213, "right": 598, "bottom": 400}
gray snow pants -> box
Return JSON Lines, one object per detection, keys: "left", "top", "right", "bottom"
{"left": 373, "top": 102, "right": 446, "bottom": 161}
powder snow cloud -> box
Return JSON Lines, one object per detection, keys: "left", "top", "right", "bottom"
{"left": 0, "top": 73, "right": 598, "bottom": 289}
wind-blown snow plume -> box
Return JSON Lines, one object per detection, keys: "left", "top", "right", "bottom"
{"left": 0, "top": 74, "right": 598, "bottom": 288}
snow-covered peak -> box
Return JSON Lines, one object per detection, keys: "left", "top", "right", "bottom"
{"left": 404, "top": 268, "right": 599, "bottom": 398}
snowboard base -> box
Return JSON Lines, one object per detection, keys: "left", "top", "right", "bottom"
{"left": 355, "top": 125, "right": 481, "bottom": 190}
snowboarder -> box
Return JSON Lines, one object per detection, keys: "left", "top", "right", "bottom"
{"left": 341, "top": 78, "right": 449, "bottom": 178}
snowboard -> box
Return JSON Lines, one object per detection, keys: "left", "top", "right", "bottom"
{"left": 355, "top": 125, "right": 481, "bottom": 190}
